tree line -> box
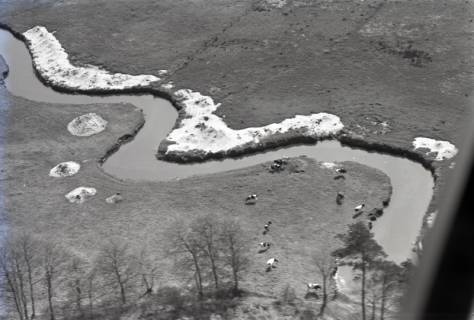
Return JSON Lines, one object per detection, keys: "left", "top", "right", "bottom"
{"left": 0, "top": 214, "right": 250, "bottom": 320}
{"left": 1, "top": 218, "right": 413, "bottom": 320}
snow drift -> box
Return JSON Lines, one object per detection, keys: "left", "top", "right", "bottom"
{"left": 49, "top": 161, "right": 80, "bottom": 177}
{"left": 68, "top": 113, "right": 107, "bottom": 136}
{"left": 65, "top": 187, "right": 97, "bottom": 203}
{"left": 412, "top": 137, "right": 458, "bottom": 161}
{"left": 23, "top": 26, "right": 160, "bottom": 91}
{"left": 163, "top": 89, "right": 344, "bottom": 159}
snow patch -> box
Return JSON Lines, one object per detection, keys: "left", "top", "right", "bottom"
{"left": 412, "top": 137, "right": 458, "bottom": 161}
{"left": 105, "top": 193, "right": 123, "bottom": 204}
{"left": 68, "top": 113, "right": 107, "bottom": 136}
{"left": 321, "top": 162, "right": 337, "bottom": 169}
{"left": 165, "top": 89, "right": 344, "bottom": 157}
{"left": 65, "top": 187, "right": 96, "bottom": 203}
{"left": 49, "top": 161, "right": 80, "bottom": 177}
{"left": 23, "top": 26, "right": 160, "bottom": 91}
{"left": 161, "top": 82, "right": 174, "bottom": 90}
{"left": 266, "top": 0, "right": 287, "bottom": 8}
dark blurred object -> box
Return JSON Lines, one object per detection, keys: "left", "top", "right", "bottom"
{"left": 402, "top": 119, "right": 474, "bottom": 319}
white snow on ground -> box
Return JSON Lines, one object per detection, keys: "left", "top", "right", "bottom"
{"left": 65, "top": 187, "right": 96, "bottom": 203}
{"left": 20, "top": 28, "right": 343, "bottom": 160}
{"left": 266, "top": 0, "right": 287, "bottom": 8}
{"left": 161, "top": 82, "right": 174, "bottom": 90}
{"left": 166, "top": 89, "right": 344, "bottom": 156}
{"left": 68, "top": 113, "right": 107, "bottom": 136}
{"left": 321, "top": 162, "right": 337, "bottom": 169}
{"left": 412, "top": 137, "right": 458, "bottom": 161}
{"left": 49, "top": 161, "right": 80, "bottom": 177}
{"left": 23, "top": 26, "right": 160, "bottom": 91}
{"left": 105, "top": 193, "right": 123, "bottom": 204}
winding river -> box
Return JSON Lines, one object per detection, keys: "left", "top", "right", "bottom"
{"left": 0, "top": 29, "right": 433, "bottom": 267}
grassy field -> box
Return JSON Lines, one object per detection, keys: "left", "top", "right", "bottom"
{"left": 0, "top": 0, "right": 469, "bottom": 216}
{"left": 0, "top": 0, "right": 470, "bottom": 149}
{"left": 0, "top": 0, "right": 469, "bottom": 317}
{"left": 0, "top": 87, "right": 390, "bottom": 309}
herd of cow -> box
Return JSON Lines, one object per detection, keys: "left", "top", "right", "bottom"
{"left": 242, "top": 161, "right": 373, "bottom": 296}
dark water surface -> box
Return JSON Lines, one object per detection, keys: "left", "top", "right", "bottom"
{"left": 0, "top": 29, "right": 433, "bottom": 267}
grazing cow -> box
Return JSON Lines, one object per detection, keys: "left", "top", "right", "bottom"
{"left": 266, "top": 258, "right": 279, "bottom": 271}
{"left": 263, "top": 221, "right": 273, "bottom": 235}
{"left": 274, "top": 159, "right": 287, "bottom": 165}
{"left": 336, "top": 192, "right": 344, "bottom": 205}
{"left": 307, "top": 283, "right": 322, "bottom": 291}
{"left": 258, "top": 242, "right": 272, "bottom": 253}
{"left": 259, "top": 242, "right": 271, "bottom": 248}
{"left": 354, "top": 204, "right": 365, "bottom": 212}
{"left": 335, "top": 168, "right": 347, "bottom": 174}
{"left": 270, "top": 163, "right": 281, "bottom": 171}
{"left": 245, "top": 194, "right": 258, "bottom": 205}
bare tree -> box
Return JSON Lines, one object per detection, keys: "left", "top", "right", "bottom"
{"left": 39, "top": 241, "right": 69, "bottom": 320}
{"left": 97, "top": 241, "right": 136, "bottom": 306}
{"left": 221, "top": 218, "right": 249, "bottom": 294}
{"left": 0, "top": 247, "right": 25, "bottom": 320}
{"left": 192, "top": 215, "right": 222, "bottom": 291}
{"left": 166, "top": 221, "right": 205, "bottom": 298}
{"left": 64, "top": 257, "right": 90, "bottom": 318}
{"left": 17, "top": 234, "right": 38, "bottom": 319}
{"left": 312, "top": 249, "right": 336, "bottom": 316}
{"left": 85, "top": 267, "right": 98, "bottom": 319}
{"left": 0, "top": 234, "right": 42, "bottom": 320}
{"left": 136, "top": 247, "right": 160, "bottom": 296}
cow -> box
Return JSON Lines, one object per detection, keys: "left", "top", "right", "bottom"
{"left": 335, "top": 168, "right": 347, "bottom": 174}
{"left": 270, "top": 163, "right": 281, "bottom": 171}
{"left": 354, "top": 204, "right": 365, "bottom": 212}
{"left": 258, "top": 242, "right": 272, "bottom": 253}
{"left": 245, "top": 194, "right": 258, "bottom": 205}
{"left": 307, "top": 283, "right": 322, "bottom": 291}
{"left": 266, "top": 258, "right": 279, "bottom": 271}
{"left": 259, "top": 242, "right": 271, "bottom": 248}
{"left": 336, "top": 192, "right": 344, "bottom": 205}
{"left": 263, "top": 221, "right": 272, "bottom": 234}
